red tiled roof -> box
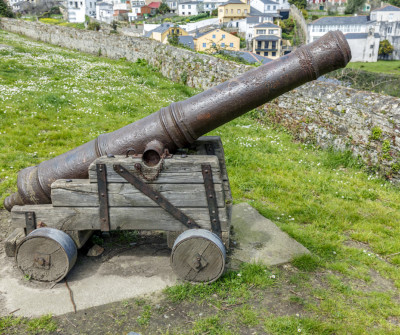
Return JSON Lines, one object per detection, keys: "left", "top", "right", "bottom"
{"left": 148, "top": 2, "right": 160, "bottom": 8}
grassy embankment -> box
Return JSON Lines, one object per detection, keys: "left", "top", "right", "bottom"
{"left": 0, "top": 30, "right": 400, "bottom": 334}
{"left": 328, "top": 60, "right": 400, "bottom": 98}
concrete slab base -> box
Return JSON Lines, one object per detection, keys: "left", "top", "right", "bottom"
{"left": 0, "top": 203, "right": 310, "bottom": 318}
{"left": 228, "top": 203, "right": 310, "bottom": 269}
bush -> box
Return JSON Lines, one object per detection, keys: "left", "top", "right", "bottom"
{"left": 87, "top": 21, "right": 100, "bottom": 31}
{"left": 0, "top": 0, "right": 14, "bottom": 18}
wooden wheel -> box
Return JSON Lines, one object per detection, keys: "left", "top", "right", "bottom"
{"left": 15, "top": 228, "right": 77, "bottom": 282}
{"left": 170, "top": 229, "right": 226, "bottom": 283}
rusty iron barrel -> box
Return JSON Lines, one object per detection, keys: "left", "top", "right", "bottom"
{"left": 4, "top": 31, "right": 351, "bottom": 211}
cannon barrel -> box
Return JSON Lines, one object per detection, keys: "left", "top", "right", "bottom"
{"left": 4, "top": 31, "right": 351, "bottom": 211}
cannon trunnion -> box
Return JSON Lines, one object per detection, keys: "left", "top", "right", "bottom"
{"left": 8, "top": 137, "right": 232, "bottom": 283}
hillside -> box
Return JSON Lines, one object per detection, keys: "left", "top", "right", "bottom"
{"left": 1, "top": 30, "right": 400, "bottom": 334}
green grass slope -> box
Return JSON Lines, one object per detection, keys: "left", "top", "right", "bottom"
{"left": 0, "top": 30, "right": 400, "bottom": 334}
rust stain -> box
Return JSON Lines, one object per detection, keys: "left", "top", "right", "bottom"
{"left": 197, "top": 113, "right": 211, "bottom": 121}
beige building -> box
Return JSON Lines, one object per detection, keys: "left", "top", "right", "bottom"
{"left": 252, "top": 22, "right": 282, "bottom": 59}
{"left": 194, "top": 29, "right": 240, "bottom": 52}
{"left": 146, "top": 23, "right": 188, "bottom": 44}
{"left": 218, "top": 0, "right": 250, "bottom": 24}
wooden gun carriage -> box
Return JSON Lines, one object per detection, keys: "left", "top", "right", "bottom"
{"left": 7, "top": 137, "right": 232, "bottom": 283}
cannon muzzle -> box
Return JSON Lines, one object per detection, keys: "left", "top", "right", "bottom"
{"left": 4, "top": 31, "right": 351, "bottom": 211}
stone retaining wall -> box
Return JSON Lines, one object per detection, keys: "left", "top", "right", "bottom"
{"left": 2, "top": 18, "right": 400, "bottom": 180}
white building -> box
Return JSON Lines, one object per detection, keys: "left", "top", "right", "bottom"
{"left": 345, "top": 30, "right": 380, "bottom": 62}
{"left": 203, "top": 0, "right": 226, "bottom": 14}
{"left": 308, "top": 16, "right": 376, "bottom": 43}
{"left": 250, "top": 0, "right": 289, "bottom": 14}
{"left": 166, "top": 0, "right": 178, "bottom": 13}
{"left": 178, "top": 1, "right": 201, "bottom": 16}
{"left": 371, "top": 5, "right": 400, "bottom": 60}
{"left": 96, "top": 1, "right": 114, "bottom": 24}
{"left": 67, "top": 0, "right": 96, "bottom": 22}
{"left": 67, "top": 0, "right": 86, "bottom": 22}
{"left": 238, "top": 15, "right": 274, "bottom": 41}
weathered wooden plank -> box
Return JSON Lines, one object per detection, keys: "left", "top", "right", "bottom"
{"left": 51, "top": 180, "right": 225, "bottom": 208}
{"left": 88, "top": 155, "right": 221, "bottom": 184}
{"left": 4, "top": 228, "right": 25, "bottom": 257}
{"left": 11, "top": 205, "right": 228, "bottom": 232}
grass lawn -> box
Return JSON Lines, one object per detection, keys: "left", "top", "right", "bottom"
{"left": 0, "top": 30, "right": 400, "bottom": 334}
{"left": 346, "top": 60, "right": 400, "bottom": 76}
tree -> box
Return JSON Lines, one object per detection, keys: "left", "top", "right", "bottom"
{"left": 379, "top": 39, "right": 394, "bottom": 57}
{"left": 0, "top": 0, "right": 14, "bottom": 18}
{"left": 168, "top": 31, "right": 179, "bottom": 46}
{"left": 157, "top": 3, "right": 170, "bottom": 15}
{"left": 288, "top": 0, "right": 307, "bottom": 9}
{"left": 345, "top": 0, "right": 364, "bottom": 14}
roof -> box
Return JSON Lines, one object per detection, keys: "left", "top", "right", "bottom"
{"left": 249, "top": 7, "right": 281, "bottom": 17}
{"left": 372, "top": 4, "right": 400, "bottom": 12}
{"left": 310, "top": 15, "right": 371, "bottom": 25}
{"left": 148, "top": 2, "right": 160, "bottom": 8}
{"left": 220, "top": 0, "right": 246, "bottom": 6}
{"left": 178, "top": 36, "right": 194, "bottom": 49}
{"left": 254, "top": 22, "right": 279, "bottom": 28}
{"left": 255, "top": 35, "right": 280, "bottom": 41}
{"left": 179, "top": 1, "right": 201, "bottom": 4}
{"left": 345, "top": 32, "right": 380, "bottom": 39}
{"left": 223, "top": 50, "right": 273, "bottom": 64}
{"left": 146, "top": 23, "right": 179, "bottom": 36}
{"left": 194, "top": 28, "right": 237, "bottom": 39}
{"left": 258, "top": 0, "right": 278, "bottom": 4}
{"left": 246, "top": 16, "right": 262, "bottom": 23}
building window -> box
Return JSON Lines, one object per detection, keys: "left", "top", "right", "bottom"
{"left": 244, "top": 9, "right": 247, "bottom": 14}
{"left": 188, "top": 11, "right": 191, "bottom": 14}
{"left": 225, "top": 9, "right": 228, "bottom": 13}
{"left": 182, "top": 5, "right": 184, "bottom": 8}
{"left": 273, "top": 5, "right": 276, "bottom": 9}
{"left": 231, "top": 9, "right": 233, "bottom": 13}
{"left": 265, "top": 52, "right": 268, "bottom": 56}
{"left": 237, "top": 9, "right": 240, "bottom": 13}
{"left": 222, "top": 34, "right": 225, "bottom": 39}
{"left": 230, "top": 42, "right": 233, "bottom": 47}
{"left": 268, "top": 29, "right": 275, "bottom": 34}
{"left": 257, "top": 41, "right": 262, "bottom": 48}
{"left": 182, "top": 11, "right": 185, "bottom": 14}
{"left": 212, "top": 34, "right": 216, "bottom": 38}
{"left": 221, "top": 42, "right": 225, "bottom": 47}
{"left": 176, "top": 29, "right": 179, "bottom": 34}
{"left": 271, "top": 41, "right": 276, "bottom": 49}
{"left": 267, "top": 5, "right": 270, "bottom": 9}
{"left": 256, "top": 29, "right": 266, "bottom": 34}
{"left": 256, "top": 51, "right": 260, "bottom": 54}
{"left": 272, "top": 52, "right": 276, "bottom": 56}
{"left": 220, "top": 9, "right": 223, "bottom": 12}
{"left": 203, "top": 43, "right": 206, "bottom": 47}
{"left": 188, "top": 4, "right": 191, "bottom": 8}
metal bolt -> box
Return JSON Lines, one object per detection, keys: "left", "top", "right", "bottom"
{"left": 101, "top": 193, "right": 105, "bottom": 197}
{"left": 212, "top": 210, "right": 215, "bottom": 214}
{"left": 205, "top": 170, "right": 209, "bottom": 173}
{"left": 212, "top": 219, "right": 217, "bottom": 223}
{"left": 209, "top": 194, "right": 213, "bottom": 198}
{"left": 187, "top": 220, "right": 191, "bottom": 224}
{"left": 99, "top": 169, "right": 103, "bottom": 172}
{"left": 155, "top": 196, "right": 159, "bottom": 200}
{"left": 120, "top": 169, "right": 124, "bottom": 172}
{"left": 102, "top": 218, "right": 106, "bottom": 222}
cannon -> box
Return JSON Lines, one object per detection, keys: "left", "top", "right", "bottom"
{"left": 4, "top": 31, "right": 351, "bottom": 283}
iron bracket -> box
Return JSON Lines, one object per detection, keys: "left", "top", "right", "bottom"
{"left": 96, "top": 163, "right": 111, "bottom": 232}
{"left": 205, "top": 143, "right": 215, "bottom": 156}
{"left": 113, "top": 164, "right": 200, "bottom": 230}
{"left": 25, "top": 211, "right": 36, "bottom": 235}
{"left": 202, "top": 164, "right": 222, "bottom": 237}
